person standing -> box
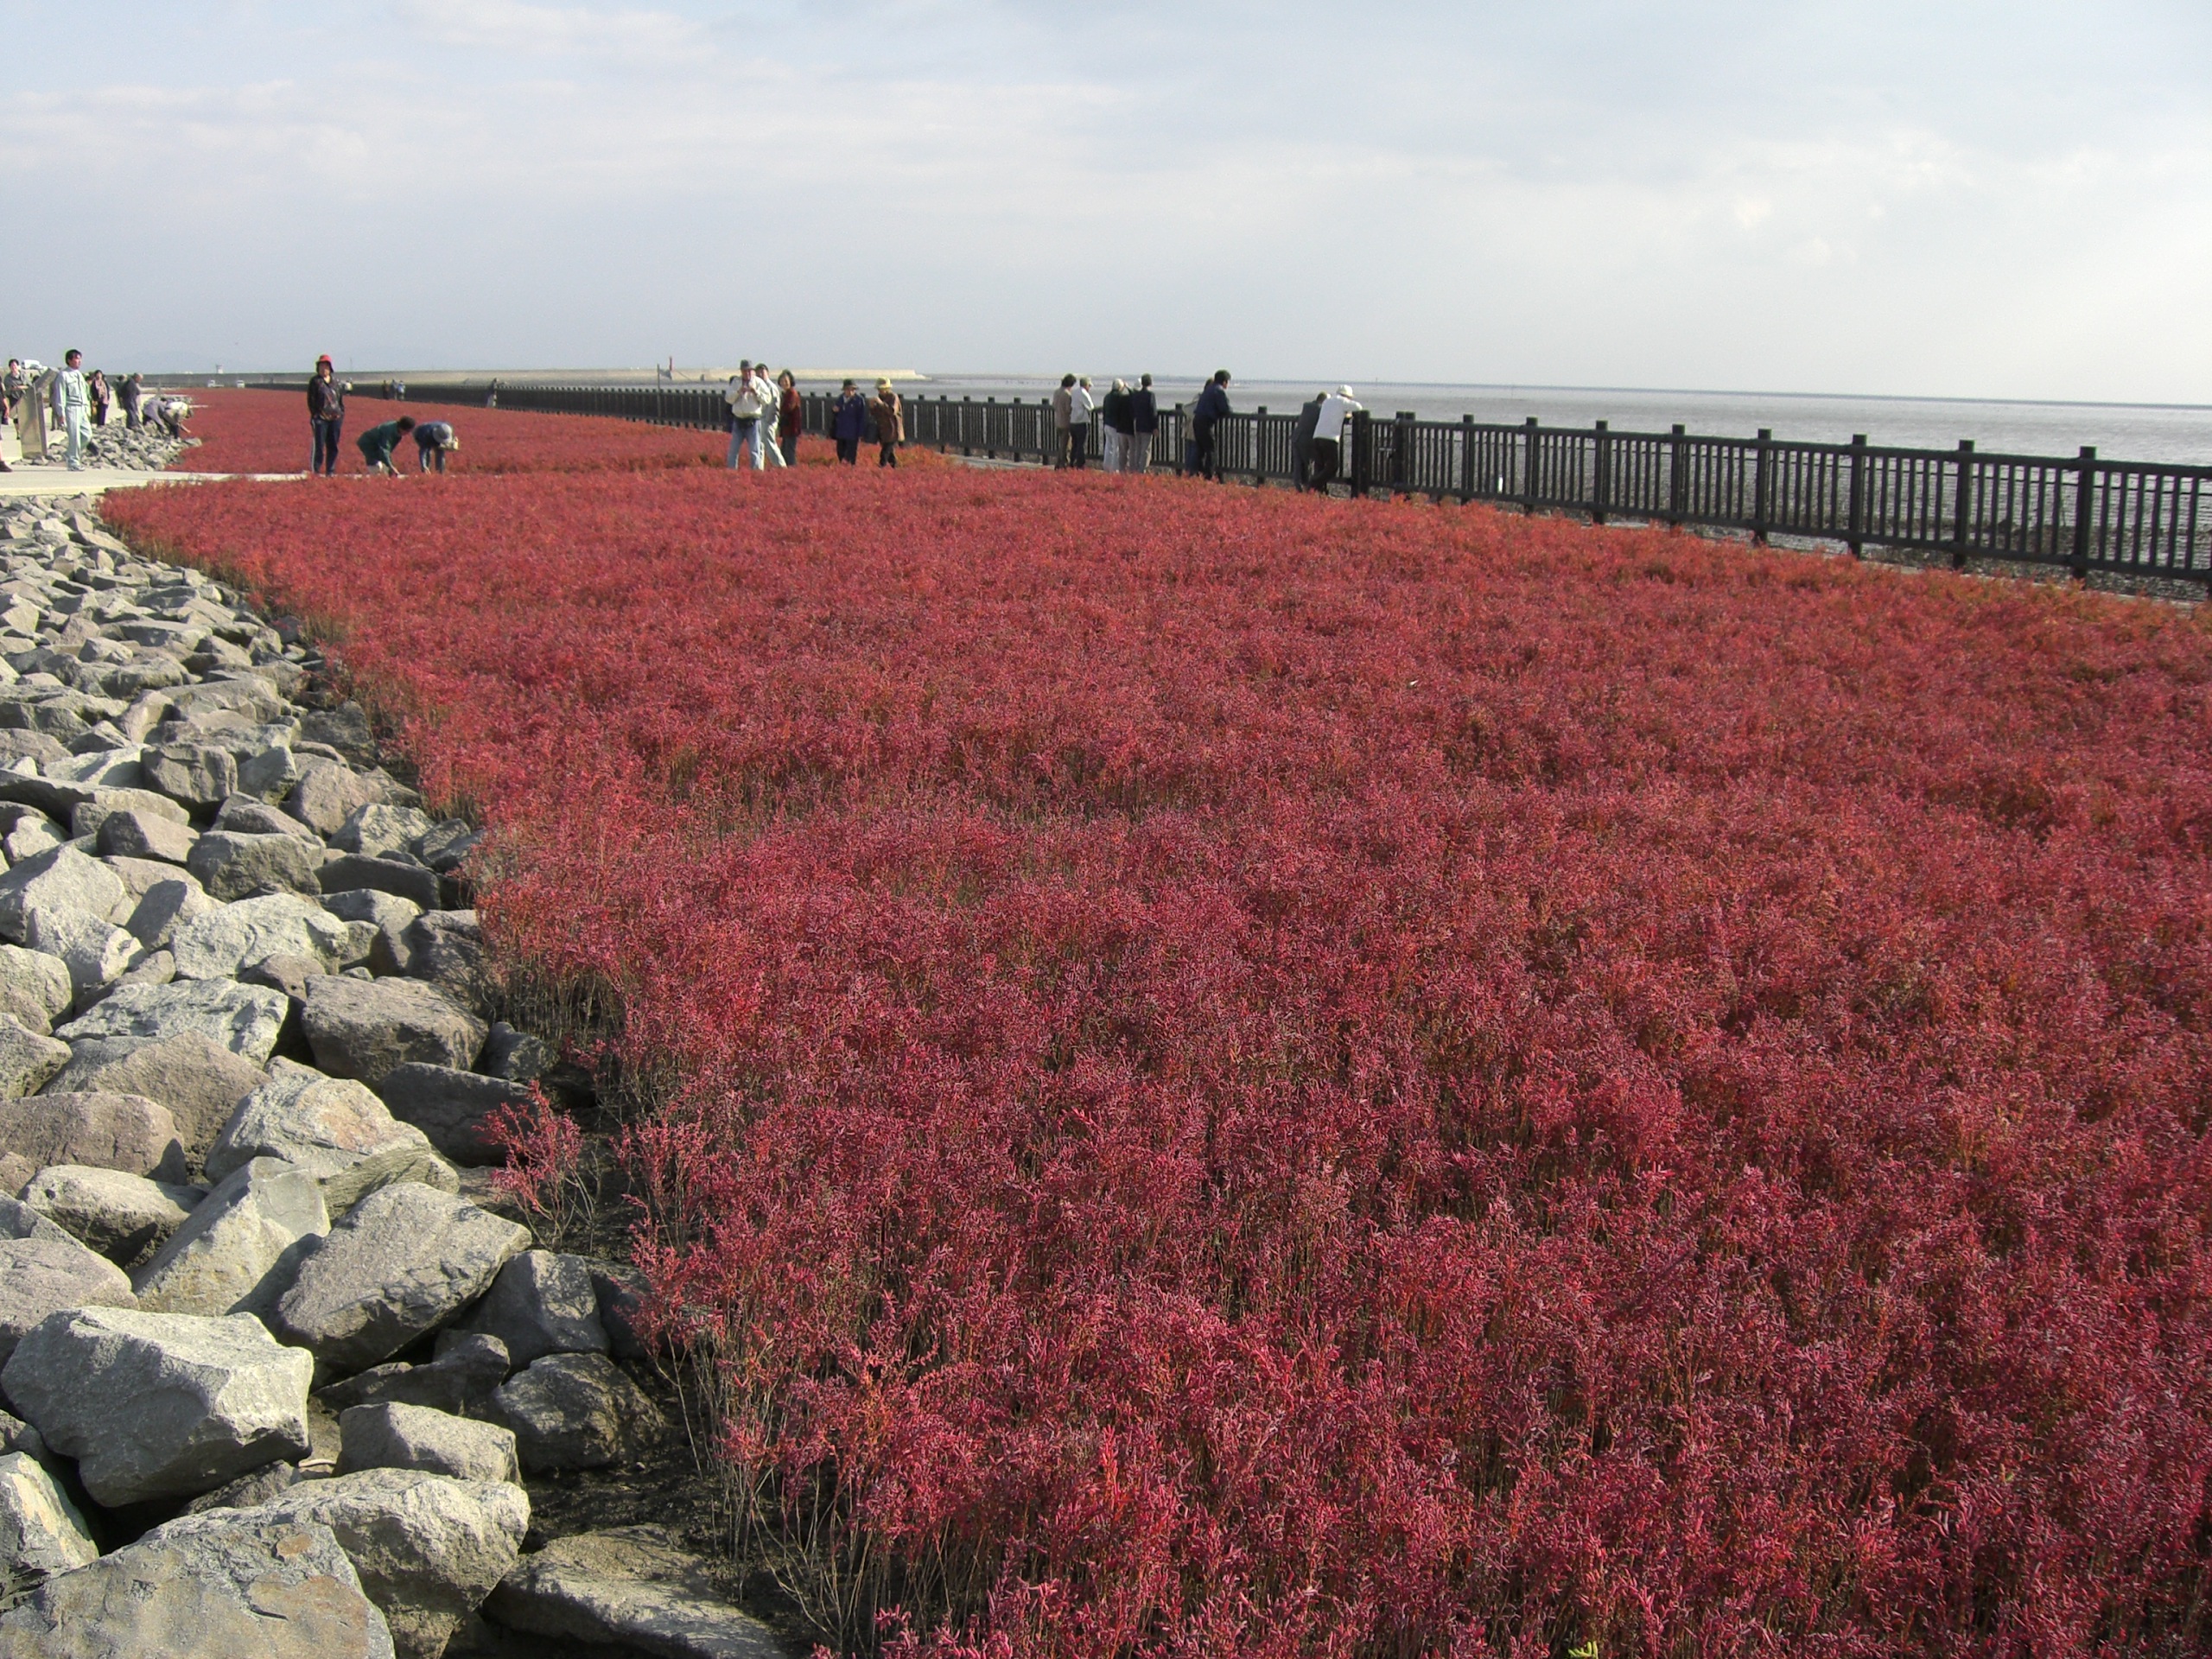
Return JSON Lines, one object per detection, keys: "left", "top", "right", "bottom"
{"left": 776, "top": 370, "right": 802, "bottom": 467}
{"left": 1308, "top": 385, "right": 1363, "bottom": 495}
{"left": 1128, "top": 372, "right": 1158, "bottom": 474}
{"left": 1051, "top": 374, "right": 1075, "bottom": 467}
{"left": 869, "top": 378, "right": 903, "bottom": 467}
{"left": 1066, "top": 377, "right": 1096, "bottom": 471}
{"left": 411, "top": 420, "right": 459, "bottom": 473}
{"left": 21, "top": 365, "right": 54, "bottom": 463}
{"left": 1192, "top": 370, "right": 1232, "bottom": 481}
{"left": 308, "top": 356, "right": 346, "bottom": 476}
{"left": 1292, "top": 391, "right": 1325, "bottom": 491}
{"left": 121, "top": 372, "right": 144, "bottom": 428}
{"left": 724, "top": 361, "right": 766, "bottom": 469}
{"left": 356, "top": 415, "right": 417, "bottom": 474}
{"left": 831, "top": 378, "right": 868, "bottom": 465}
{"left": 1101, "top": 379, "right": 1133, "bottom": 474}
{"left": 87, "top": 370, "right": 111, "bottom": 429}
{"left": 0, "top": 359, "right": 23, "bottom": 473}
{"left": 52, "top": 351, "right": 92, "bottom": 472}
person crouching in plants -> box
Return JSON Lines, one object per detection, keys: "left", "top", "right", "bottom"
{"left": 357, "top": 414, "right": 417, "bottom": 474}
{"left": 412, "top": 419, "right": 460, "bottom": 474}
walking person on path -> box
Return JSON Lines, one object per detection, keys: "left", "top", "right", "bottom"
{"left": 1067, "top": 377, "right": 1096, "bottom": 471}
{"left": 831, "top": 378, "right": 868, "bottom": 465}
{"left": 52, "top": 352, "right": 92, "bottom": 472}
{"left": 412, "top": 420, "right": 459, "bottom": 473}
{"left": 308, "top": 356, "right": 346, "bottom": 476}
{"left": 1292, "top": 391, "right": 1324, "bottom": 491}
{"left": 22, "top": 366, "right": 54, "bottom": 464}
{"left": 1128, "top": 373, "right": 1158, "bottom": 474}
{"left": 1191, "top": 370, "right": 1232, "bottom": 481}
{"left": 1102, "top": 379, "right": 1133, "bottom": 473}
{"left": 1308, "top": 385, "right": 1363, "bottom": 495}
{"left": 1052, "top": 374, "right": 1075, "bottom": 467}
{"left": 724, "top": 361, "right": 767, "bottom": 469}
{"left": 870, "top": 379, "right": 904, "bottom": 468}
{"left": 776, "top": 370, "right": 802, "bottom": 467}
{"left": 0, "top": 359, "right": 23, "bottom": 474}
{"left": 356, "top": 415, "right": 416, "bottom": 474}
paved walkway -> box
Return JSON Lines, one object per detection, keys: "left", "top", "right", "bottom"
{"left": 0, "top": 466, "right": 261, "bottom": 499}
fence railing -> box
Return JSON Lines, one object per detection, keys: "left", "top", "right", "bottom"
{"left": 300, "top": 379, "right": 2211, "bottom": 588}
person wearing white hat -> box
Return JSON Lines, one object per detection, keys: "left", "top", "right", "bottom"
{"left": 1309, "top": 385, "right": 1364, "bottom": 496}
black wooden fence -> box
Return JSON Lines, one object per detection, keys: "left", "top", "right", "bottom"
{"left": 313, "top": 380, "right": 2210, "bottom": 588}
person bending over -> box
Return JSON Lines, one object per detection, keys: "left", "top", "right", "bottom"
{"left": 413, "top": 420, "right": 459, "bottom": 473}
{"left": 357, "top": 415, "right": 417, "bottom": 474}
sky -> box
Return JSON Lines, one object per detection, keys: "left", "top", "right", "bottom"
{"left": 3, "top": 1, "right": 2209, "bottom": 402}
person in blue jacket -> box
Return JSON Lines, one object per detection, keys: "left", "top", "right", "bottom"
{"left": 830, "top": 379, "right": 869, "bottom": 466}
{"left": 412, "top": 420, "right": 460, "bottom": 473}
{"left": 1190, "top": 370, "right": 1232, "bottom": 480}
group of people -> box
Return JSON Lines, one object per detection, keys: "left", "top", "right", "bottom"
{"left": 1050, "top": 372, "right": 1163, "bottom": 473}
{"left": 307, "top": 356, "right": 456, "bottom": 475}
{"left": 724, "top": 365, "right": 906, "bottom": 469}
{"left": 1, "top": 353, "right": 175, "bottom": 472}
{"left": 1043, "top": 372, "right": 1368, "bottom": 493}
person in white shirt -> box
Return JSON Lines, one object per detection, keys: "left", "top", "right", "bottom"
{"left": 52, "top": 351, "right": 91, "bottom": 472}
{"left": 1309, "top": 385, "right": 1364, "bottom": 495}
{"left": 1067, "top": 376, "right": 1096, "bottom": 471}
{"left": 724, "top": 360, "right": 769, "bottom": 469}
{"left": 751, "top": 361, "right": 785, "bottom": 468}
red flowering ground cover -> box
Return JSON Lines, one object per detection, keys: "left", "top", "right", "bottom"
{"left": 105, "top": 467, "right": 2212, "bottom": 1656}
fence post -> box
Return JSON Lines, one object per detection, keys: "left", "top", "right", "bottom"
{"left": 1951, "top": 440, "right": 1975, "bottom": 569}
{"left": 1668, "top": 424, "right": 1687, "bottom": 526}
{"left": 1254, "top": 409, "right": 1267, "bottom": 486}
{"left": 1522, "top": 417, "right": 1540, "bottom": 514}
{"left": 984, "top": 397, "right": 996, "bottom": 461}
{"left": 1394, "top": 411, "right": 1414, "bottom": 496}
{"left": 1459, "top": 415, "right": 1477, "bottom": 503}
{"left": 1846, "top": 434, "right": 1867, "bottom": 557}
{"left": 1592, "top": 421, "right": 1611, "bottom": 525}
{"left": 2071, "top": 447, "right": 2096, "bottom": 581}
{"left": 1751, "top": 429, "right": 1772, "bottom": 543}
{"left": 1351, "top": 410, "right": 1373, "bottom": 496}
{"left": 1174, "top": 405, "right": 1186, "bottom": 475}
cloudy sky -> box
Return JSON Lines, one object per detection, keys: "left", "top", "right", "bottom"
{"left": 5, "top": 1, "right": 2209, "bottom": 401}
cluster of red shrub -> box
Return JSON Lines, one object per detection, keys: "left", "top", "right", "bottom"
{"left": 105, "top": 463, "right": 2212, "bottom": 1656}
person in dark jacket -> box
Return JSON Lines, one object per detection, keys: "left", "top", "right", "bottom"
{"left": 831, "top": 379, "right": 868, "bottom": 465}
{"left": 1128, "top": 373, "right": 1159, "bottom": 474}
{"left": 1191, "top": 370, "right": 1231, "bottom": 481}
{"left": 308, "top": 357, "right": 345, "bottom": 475}
{"left": 412, "top": 420, "right": 459, "bottom": 473}
{"left": 357, "top": 415, "right": 416, "bottom": 474}
{"left": 1101, "top": 379, "right": 1134, "bottom": 473}
{"left": 869, "top": 379, "right": 903, "bottom": 468}
{"left": 1292, "top": 393, "right": 1324, "bottom": 491}
{"left": 777, "top": 371, "right": 803, "bottom": 467}
{"left": 121, "top": 372, "right": 144, "bottom": 427}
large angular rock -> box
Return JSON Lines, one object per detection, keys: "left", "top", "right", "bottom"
{"left": 414, "top": 820, "right": 480, "bottom": 874}
{"left": 42, "top": 1030, "right": 266, "bottom": 1158}
{"left": 321, "top": 854, "right": 442, "bottom": 913}
{"left": 143, "top": 742, "right": 239, "bottom": 814}
{"left": 217, "top": 792, "right": 326, "bottom": 842}
{"left": 0, "top": 1013, "right": 69, "bottom": 1097}
{"left": 238, "top": 741, "right": 301, "bottom": 803}
{"left": 20, "top": 1164, "right": 204, "bottom": 1262}
{"left": 317, "top": 1332, "right": 512, "bottom": 1420}
{"left": 399, "top": 910, "right": 493, "bottom": 1015}
{"left": 173, "top": 892, "right": 355, "bottom": 982}
{"left": 182, "top": 1458, "right": 300, "bottom": 1515}
{"left": 74, "top": 785, "right": 190, "bottom": 839}
{"left": 2, "top": 1307, "right": 314, "bottom": 1505}
{"left": 321, "top": 887, "right": 422, "bottom": 944}
{"left": 0, "top": 1090, "right": 185, "bottom": 1193}
{"left": 492, "top": 1353, "right": 664, "bottom": 1474}
{"left": 590, "top": 1260, "right": 652, "bottom": 1362}
{"left": 334, "top": 804, "right": 435, "bottom": 861}
{"left": 0, "top": 1229, "right": 137, "bottom": 1363}
{"left": 273, "top": 1185, "right": 530, "bottom": 1376}
{"left": 124, "top": 872, "right": 220, "bottom": 951}
{"left": 373, "top": 1063, "right": 527, "bottom": 1166}
{"left": 249, "top": 1467, "right": 530, "bottom": 1659}
{"left": 0, "top": 944, "right": 72, "bottom": 1035}
{"left": 0, "top": 1451, "right": 96, "bottom": 1580}
{"left": 59, "top": 976, "right": 291, "bottom": 1065}
{"left": 0, "top": 847, "right": 125, "bottom": 946}
{"left": 289, "top": 760, "right": 378, "bottom": 838}
{"left": 302, "top": 702, "right": 377, "bottom": 764}
{"left": 131, "top": 1156, "right": 328, "bottom": 1317}
{"left": 339, "top": 1402, "right": 520, "bottom": 1485}
{"left": 0, "top": 1510, "right": 396, "bottom": 1658}
{"left": 187, "top": 828, "right": 322, "bottom": 902}
{"left": 206, "top": 1060, "right": 452, "bottom": 1217}
{"left": 302, "top": 976, "right": 486, "bottom": 1083}
{"left": 466, "top": 1251, "right": 606, "bottom": 1369}
{"left": 22, "top": 905, "right": 141, "bottom": 1003}
{"left": 97, "top": 806, "right": 198, "bottom": 865}
{"left": 485, "top": 1526, "right": 785, "bottom": 1659}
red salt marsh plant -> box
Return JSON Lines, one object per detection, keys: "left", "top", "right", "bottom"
{"left": 106, "top": 465, "right": 2212, "bottom": 1657}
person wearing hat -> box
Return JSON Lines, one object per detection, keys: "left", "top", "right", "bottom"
{"left": 308, "top": 356, "right": 346, "bottom": 475}
{"left": 411, "top": 420, "right": 460, "bottom": 473}
{"left": 830, "top": 379, "right": 868, "bottom": 465}
{"left": 868, "top": 378, "right": 903, "bottom": 468}
{"left": 1308, "top": 385, "right": 1364, "bottom": 496}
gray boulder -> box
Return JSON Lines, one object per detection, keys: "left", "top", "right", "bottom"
{"left": 0, "top": 1230, "right": 137, "bottom": 1363}
{"left": 124, "top": 873, "right": 220, "bottom": 951}
{"left": 59, "top": 976, "right": 292, "bottom": 1064}
{"left": 97, "top": 806, "right": 198, "bottom": 865}
{"left": 320, "top": 854, "right": 443, "bottom": 913}
{"left": 0, "top": 1090, "right": 186, "bottom": 1193}
{"left": 413, "top": 819, "right": 480, "bottom": 874}
{"left": 249, "top": 1467, "right": 529, "bottom": 1659}
{"left": 0, "top": 847, "right": 124, "bottom": 945}
{"left": 0, "top": 1510, "right": 396, "bottom": 1658}
{"left": 20, "top": 1164, "right": 204, "bottom": 1262}
{"left": 0, "top": 1450, "right": 96, "bottom": 1580}
{"left": 399, "top": 910, "right": 493, "bottom": 1015}
{"left": 485, "top": 1525, "right": 785, "bottom": 1659}
{"left": 217, "top": 792, "right": 326, "bottom": 841}
{"left": 73, "top": 786, "right": 190, "bottom": 841}
{"left": 42, "top": 1030, "right": 266, "bottom": 1159}
{"left": 334, "top": 804, "right": 435, "bottom": 861}
{"left": 22, "top": 906, "right": 141, "bottom": 1004}
{"left": 302, "top": 702, "right": 376, "bottom": 764}
{"left": 206, "top": 1059, "right": 453, "bottom": 1216}
{"left": 143, "top": 742, "right": 239, "bottom": 813}
{"left": 0, "top": 944, "right": 72, "bottom": 1035}
{"left": 272, "top": 1185, "right": 530, "bottom": 1376}
{"left": 318, "top": 1332, "right": 512, "bottom": 1419}
{"left": 242, "top": 951, "right": 328, "bottom": 1000}
{"left": 237, "top": 741, "right": 300, "bottom": 802}
{"left": 492, "top": 1353, "right": 664, "bottom": 1473}
{"left": 373, "top": 1063, "right": 527, "bottom": 1165}
{"left": 187, "top": 828, "right": 322, "bottom": 902}
{"left": 0, "top": 1013, "right": 70, "bottom": 1097}
{"left": 131, "top": 1156, "right": 328, "bottom": 1317}
{"left": 467, "top": 1250, "right": 606, "bottom": 1369}
{"left": 339, "top": 1402, "right": 520, "bottom": 1484}
{"left": 302, "top": 976, "right": 486, "bottom": 1083}
{"left": 183, "top": 1457, "right": 300, "bottom": 1514}
{"left": 589, "top": 1260, "right": 652, "bottom": 1362}
{"left": 172, "top": 891, "right": 354, "bottom": 981}
{"left": 288, "top": 760, "right": 378, "bottom": 837}
{"left": 2, "top": 1306, "right": 315, "bottom": 1506}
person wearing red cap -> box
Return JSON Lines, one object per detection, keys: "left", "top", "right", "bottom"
{"left": 307, "top": 355, "right": 345, "bottom": 475}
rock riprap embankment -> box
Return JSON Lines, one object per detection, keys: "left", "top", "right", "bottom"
{"left": 0, "top": 498, "right": 783, "bottom": 1658}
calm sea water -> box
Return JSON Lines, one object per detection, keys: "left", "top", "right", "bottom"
{"left": 885, "top": 376, "right": 2212, "bottom": 467}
